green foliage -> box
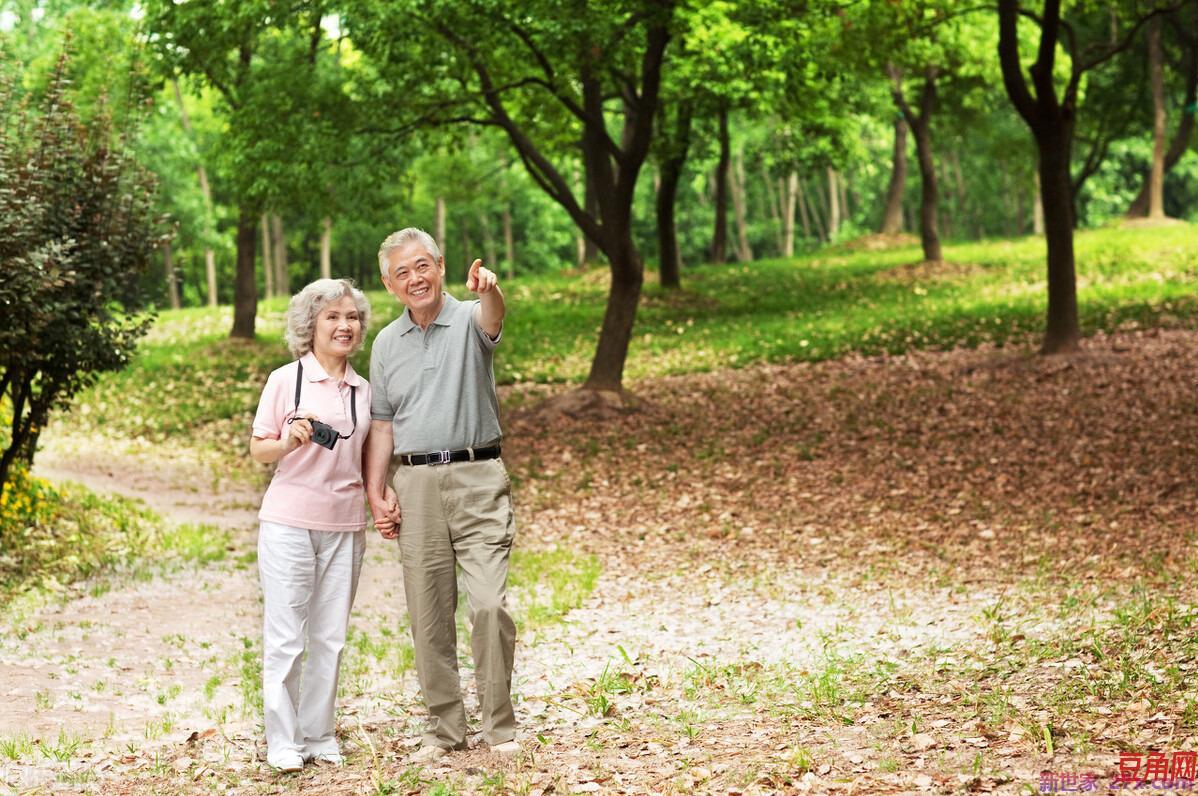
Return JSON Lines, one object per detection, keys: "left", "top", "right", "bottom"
{"left": 0, "top": 51, "right": 164, "bottom": 492}
{"left": 0, "top": 461, "right": 233, "bottom": 597}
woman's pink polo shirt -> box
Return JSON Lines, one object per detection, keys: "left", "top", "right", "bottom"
{"left": 252, "top": 352, "right": 371, "bottom": 532}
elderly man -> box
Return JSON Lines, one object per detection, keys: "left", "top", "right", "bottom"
{"left": 364, "top": 227, "right": 518, "bottom": 762}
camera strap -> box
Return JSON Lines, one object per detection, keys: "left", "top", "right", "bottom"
{"left": 286, "top": 360, "right": 357, "bottom": 438}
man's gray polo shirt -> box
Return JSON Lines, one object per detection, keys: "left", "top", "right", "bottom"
{"left": 369, "top": 292, "right": 502, "bottom": 454}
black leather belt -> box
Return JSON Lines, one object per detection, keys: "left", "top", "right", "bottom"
{"left": 398, "top": 445, "right": 501, "bottom": 466}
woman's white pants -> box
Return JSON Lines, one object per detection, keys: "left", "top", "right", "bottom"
{"left": 257, "top": 522, "right": 365, "bottom": 763}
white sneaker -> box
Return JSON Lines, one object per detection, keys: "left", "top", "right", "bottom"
{"left": 268, "top": 750, "right": 304, "bottom": 773}
{"left": 490, "top": 740, "right": 521, "bottom": 756}
{"left": 308, "top": 752, "right": 344, "bottom": 765}
{"left": 409, "top": 744, "right": 449, "bottom": 764}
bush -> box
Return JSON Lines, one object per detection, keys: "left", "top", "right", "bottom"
{"left": 0, "top": 465, "right": 231, "bottom": 596}
{"left": 0, "top": 50, "right": 165, "bottom": 491}
{"left": 0, "top": 465, "right": 156, "bottom": 593}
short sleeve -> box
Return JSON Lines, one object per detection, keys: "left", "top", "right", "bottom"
{"left": 369, "top": 335, "right": 395, "bottom": 421}
{"left": 252, "top": 368, "right": 290, "bottom": 440}
{"left": 469, "top": 299, "right": 502, "bottom": 350}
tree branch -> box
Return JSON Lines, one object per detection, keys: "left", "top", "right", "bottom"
{"left": 1076, "top": 2, "right": 1185, "bottom": 75}
{"left": 997, "top": 0, "right": 1039, "bottom": 127}
{"left": 612, "top": 15, "right": 670, "bottom": 216}
{"left": 497, "top": 14, "right": 600, "bottom": 127}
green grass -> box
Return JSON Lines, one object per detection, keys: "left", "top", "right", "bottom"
{"left": 60, "top": 224, "right": 1198, "bottom": 445}
{"left": 0, "top": 465, "right": 232, "bottom": 603}
{"left": 508, "top": 547, "right": 602, "bottom": 630}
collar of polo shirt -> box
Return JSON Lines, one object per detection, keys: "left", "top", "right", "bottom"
{"left": 299, "top": 351, "right": 363, "bottom": 386}
{"left": 398, "top": 292, "right": 456, "bottom": 335}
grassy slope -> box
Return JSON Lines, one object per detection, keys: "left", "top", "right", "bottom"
{"left": 72, "top": 224, "right": 1198, "bottom": 441}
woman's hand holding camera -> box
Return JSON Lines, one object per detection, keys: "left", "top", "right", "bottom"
{"left": 249, "top": 415, "right": 321, "bottom": 464}
{"left": 286, "top": 416, "right": 318, "bottom": 452}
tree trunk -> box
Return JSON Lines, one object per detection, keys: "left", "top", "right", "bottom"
{"left": 805, "top": 175, "right": 825, "bottom": 242}
{"left": 762, "top": 165, "right": 784, "bottom": 254}
{"left": 910, "top": 117, "right": 942, "bottom": 262}
{"left": 1033, "top": 171, "right": 1045, "bottom": 234}
{"left": 784, "top": 172, "right": 799, "bottom": 256}
{"left": 583, "top": 167, "right": 599, "bottom": 265}
{"left": 938, "top": 157, "right": 954, "bottom": 239}
{"left": 164, "top": 241, "right": 180, "bottom": 309}
{"left": 950, "top": 149, "right": 972, "bottom": 236}
{"left": 502, "top": 205, "right": 515, "bottom": 279}
{"left": 731, "top": 141, "right": 753, "bottom": 262}
{"left": 573, "top": 163, "right": 587, "bottom": 267}
{"left": 231, "top": 206, "right": 258, "bottom": 339}
{"left": 1148, "top": 15, "right": 1167, "bottom": 219}
{"left": 435, "top": 197, "right": 447, "bottom": 263}
{"left": 1037, "top": 128, "right": 1080, "bottom": 353}
{"left": 1127, "top": 37, "right": 1197, "bottom": 217}
{"left": 657, "top": 153, "right": 685, "bottom": 288}
{"left": 271, "top": 214, "right": 289, "bottom": 296}
{"left": 710, "top": 106, "right": 730, "bottom": 265}
{"left": 320, "top": 216, "right": 332, "bottom": 279}
{"left": 261, "top": 214, "right": 273, "bottom": 298}
{"left": 880, "top": 116, "right": 908, "bottom": 234}
{"left": 204, "top": 249, "right": 217, "bottom": 307}
{"left": 585, "top": 235, "right": 643, "bottom": 391}
{"left": 173, "top": 80, "right": 218, "bottom": 308}
{"left": 838, "top": 167, "right": 850, "bottom": 224}
{"left": 657, "top": 103, "right": 692, "bottom": 287}
{"left": 826, "top": 167, "right": 841, "bottom": 239}
{"left": 891, "top": 67, "right": 942, "bottom": 262}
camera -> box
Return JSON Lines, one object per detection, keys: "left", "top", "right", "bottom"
{"left": 309, "top": 420, "right": 341, "bottom": 451}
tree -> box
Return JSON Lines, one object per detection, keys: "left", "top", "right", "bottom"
{"left": 879, "top": 115, "right": 908, "bottom": 234}
{"left": 654, "top": 0, "right": 790, "bottom": 277}
{"left": 996, "top": 0, "right": 1179, "bottom": 353}
{"left": 842, "top": 1, "right": 993, "bottom": 263}
{"left": 654, "top": 101, "right": 693, "bottom": 287}
{"left": 1126, "top": 3, "right": 1198, "bottom": 217}
{"left": 348, "top": 0, "right": 675, "bottom": 392}
{"left": 888, "top": 62, "right": 943, "bottom": 262}
{"left": 144, "top": 0, "right": 351, "bottom": 337}
{"left": 0, "top": 54, "right": 163, "bottom": 492}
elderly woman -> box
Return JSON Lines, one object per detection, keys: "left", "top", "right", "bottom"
{"left": 249, "top": 278, "right": 373, "bottom": 772}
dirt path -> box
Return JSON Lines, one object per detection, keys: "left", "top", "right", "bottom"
{"left": 4, "top": 331, "right": 1194, "bottom": 794}
{"left": 4, "top": 434, "right": 1004, "bottom": 795}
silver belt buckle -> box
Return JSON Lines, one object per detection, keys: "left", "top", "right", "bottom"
{"left": 427, "top": 449, "right": 451, "bottom": 466}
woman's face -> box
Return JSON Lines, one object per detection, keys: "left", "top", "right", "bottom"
{"left": 312, "top": 295, "right": 362, "bottom": 360}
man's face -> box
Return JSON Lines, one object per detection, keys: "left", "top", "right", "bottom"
{"left": 382, "top": 240, "right": 445, "bottom": 315}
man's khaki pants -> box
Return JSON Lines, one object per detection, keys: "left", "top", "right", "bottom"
{"left": 394, "top": 457, "right": 517, "bottom": 749}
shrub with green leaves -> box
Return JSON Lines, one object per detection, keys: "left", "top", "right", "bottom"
{"left": 0, "top": 51, "right": 165, "bottom": 492}
{"left": 0, "top": 466, "right": 158, "bottom": 594}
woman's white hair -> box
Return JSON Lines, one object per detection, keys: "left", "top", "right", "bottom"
{"left": 284, "top": 278, "right": 371, "bottom": 358}
{"left": 377, "top": 227, "right": 441, "bottom": 277}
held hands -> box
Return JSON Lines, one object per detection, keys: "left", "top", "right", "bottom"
{"left": 370, "top": 486, "right": 402, "bottom": 540}
{"left": 466, "top": 259, "right": 497, "bottom": 294}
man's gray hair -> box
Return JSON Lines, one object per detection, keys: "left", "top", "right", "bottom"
{"left": 284, "top": 278, "right": 371, "bottom": 358}
{"left": 377, "top": 227, "right": 441, "bottom": 277}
